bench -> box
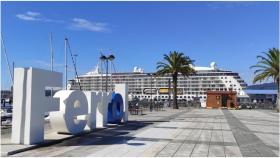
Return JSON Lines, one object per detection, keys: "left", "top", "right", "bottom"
{"left": 129, "top": 106, "right": 143, "bottom": 115}
{"left": 153, "top": 102, "right": 164, "bottom": 111}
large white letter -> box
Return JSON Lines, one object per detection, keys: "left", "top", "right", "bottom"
{"left": 83, "top": 91, "right": 100, "bottom": 130}
{"left": 96, "top": 92, "right": 112, "bottom": 128}
{"left": 11, "top": 68, "right": 62, "bottom": 144}
{"left": 49, "top": 90, "right": 88, "bottom": 134}
{"left": 115, "top": 84, "right": 128, "bottom": 122}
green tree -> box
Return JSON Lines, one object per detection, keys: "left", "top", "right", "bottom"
{"left": 250, "top": 48, "right": 279, "bottom": 111}
{"left": 156, "top": 51, "right": 195, "bottom": 109}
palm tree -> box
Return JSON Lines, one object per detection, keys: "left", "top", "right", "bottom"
{"left": 250, "top": 48, "right": 279, "bottom": 111}
{"left": 156, "top": 51, "right": 195, "bottom": 109}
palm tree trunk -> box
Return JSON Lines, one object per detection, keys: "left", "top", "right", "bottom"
{"left": 172, "top": 73, "right": 178, "bottom": 109}
{"left": 277, "top": 78, "right": 279, "bottom": 112}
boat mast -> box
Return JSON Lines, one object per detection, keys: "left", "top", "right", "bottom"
{"left": 49, "top": 33, "right": 54, "bottom": 96}
{"left": 49, "top": 33, "right": 54, "bottom": 71}
{"left": 64, "top": 38, "right": 68, "bottom": 89}
{"left": 12, "top": 62, "right": 14, "bottom": 81}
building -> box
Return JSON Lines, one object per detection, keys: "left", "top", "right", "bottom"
{"left": 244, "top": 90, "right": 278, "bottom": 103}
{"left": 206, "top": 91, "right": 237, "bottom": 108}
{"left": 244, "top": 82, "right": 278, "bottom": 104}
{"left": 69, "top": 62, "right": 247, "bottom": 106}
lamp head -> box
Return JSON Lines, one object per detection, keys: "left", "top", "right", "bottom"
{"left": 100, "top": 55, "right": 107, "bottom": 60}
{"left": 108, "top": 54, "right": 115, "bottom": 61}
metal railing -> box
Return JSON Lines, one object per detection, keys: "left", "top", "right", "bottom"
{"left": 238, "top": 102, "right": 277, "bottom": 110}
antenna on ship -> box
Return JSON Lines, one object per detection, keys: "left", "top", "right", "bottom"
{"left": 1, "top": 33, "right": 14, "bottom": 85}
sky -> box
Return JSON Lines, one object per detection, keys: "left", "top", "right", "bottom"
{"left": 1, "top": 1, "right": 279, "bottom": 90}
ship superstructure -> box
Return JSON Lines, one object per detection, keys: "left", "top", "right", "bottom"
{"left": 69, "top": 62, "right": 247, "bottom": 103}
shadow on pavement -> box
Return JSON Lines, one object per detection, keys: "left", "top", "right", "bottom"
{"left": 49, "top": 120, "right": 161, "bottom": 147}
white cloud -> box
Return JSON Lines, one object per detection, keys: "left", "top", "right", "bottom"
{"left": 16, "top": 11, "right": 64, "bottom": 23}
{"left": 26, "top": 11, "right": 41, "bottom": 17}
{"left": 70, "top": 18, "right": 109, "bottom": 32}
{"left": 16, "top": 13, "right": 42, "bottom": 21}
{"left": 16, "top": 12, "right": 109, "bottom": 32}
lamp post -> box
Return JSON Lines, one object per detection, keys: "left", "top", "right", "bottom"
{"left": 100, "top": 54, "right": 115, "bottom": 92}
{"left": 148, "top": 73, "right": 153, "bottom": 111}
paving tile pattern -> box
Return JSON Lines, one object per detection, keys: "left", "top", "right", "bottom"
{"left": 6, "top": 108, "right": 280, "bottom": 157}
{"left": 225, "top": 109, "right": 279, "bottom": 157}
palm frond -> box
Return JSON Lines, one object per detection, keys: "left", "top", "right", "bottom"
{"left": 156, "top": 51, "right": 195, "bottom": 77}
{"left": 251, "top": 48, "right": 279, "bottom": 85}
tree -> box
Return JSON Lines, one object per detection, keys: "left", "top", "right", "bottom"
{"left": 250, "top": 48, "right": 279, "bottom": 111}
{"left": 156, "top": 51, "right": 195, "bottom": 109}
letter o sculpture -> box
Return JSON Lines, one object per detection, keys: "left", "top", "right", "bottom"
{"left": 107, "top": 93, "right": 124, "bottom": 123}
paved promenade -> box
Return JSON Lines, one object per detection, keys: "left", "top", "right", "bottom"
{"left": 4, "top": 108, "right": 280, "bottom": 157}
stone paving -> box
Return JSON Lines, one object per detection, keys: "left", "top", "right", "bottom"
{"left": 3, "top": 108, "right": 280, "bottom": 157}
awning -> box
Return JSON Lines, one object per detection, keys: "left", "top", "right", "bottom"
{"left": 244, "top": 90, "right": 278, "bottom": 95}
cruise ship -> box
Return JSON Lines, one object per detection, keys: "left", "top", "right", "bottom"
{"left": 68, "top": 62, "right": 248, "bottom": 105}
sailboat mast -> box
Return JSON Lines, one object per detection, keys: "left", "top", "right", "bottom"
{"left": 49, "top": 33, "right": 54, "bottom": 71}
{"left": 64, "top": 38, "right": 68, "bottom": 89}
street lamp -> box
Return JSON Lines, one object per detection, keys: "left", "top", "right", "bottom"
{"left": 100, "top": 54, "right": 115, "bottom": 92}
{"left": 147, "top": 73, "right": 154, "bottom": 111}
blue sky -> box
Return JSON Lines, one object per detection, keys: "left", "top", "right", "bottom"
{"left": 1, "top": 1, "right": 279, "bottom": 90}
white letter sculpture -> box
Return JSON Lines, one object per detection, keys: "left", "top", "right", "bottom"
{"left": 11, "top": 68, "right": 62, "bottom": 144}
{"left": 83, "top": 91, "right": 101, "bottom": 130}
{"left": 49, "top": 90, "right": 88, "bottom": 134}
{"left": 115, "top": 84, "right": 128, "bottom": 122}
{"left": 96, "top": 92, "right": 112, "bottom": 128}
